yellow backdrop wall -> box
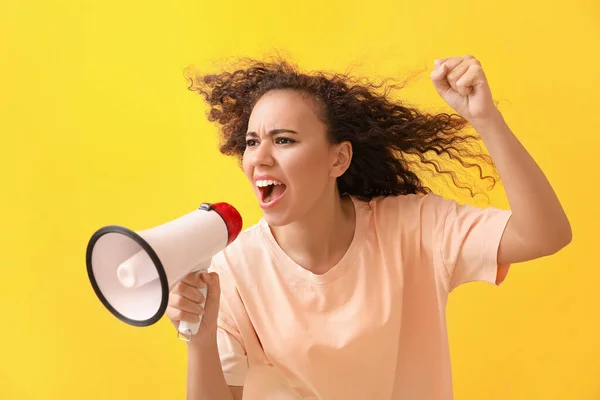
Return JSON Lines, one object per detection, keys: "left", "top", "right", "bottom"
{"left": 1, "top": 0, "right": 599, "bottom": 399}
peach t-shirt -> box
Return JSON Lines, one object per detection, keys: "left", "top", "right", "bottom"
{"left": 209, "top": 193, "right": 512, "bottom": 399}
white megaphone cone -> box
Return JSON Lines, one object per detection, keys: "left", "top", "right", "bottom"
{"left": 85, "top": 202, "right": 242, "bottom": 341}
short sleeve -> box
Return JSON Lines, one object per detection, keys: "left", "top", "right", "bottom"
{"left": 217, "top": 324, "right": 248, "bottom": 386}
{"left": 432, "top": 195, "right": 513, "bottom": 292}
{"left": 208, "top": 261, "right": 249, "bottom": 387}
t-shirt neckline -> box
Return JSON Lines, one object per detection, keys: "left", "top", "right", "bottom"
{"left": 258, "top": 195, "right": 367, "bottom": 286}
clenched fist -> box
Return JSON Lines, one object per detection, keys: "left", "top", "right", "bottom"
{"left": 166, "top": 271, "right": 221, "bottom": 343}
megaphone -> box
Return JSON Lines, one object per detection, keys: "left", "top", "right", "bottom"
{"left": 85, "top": 202, "right": 242, "bottom": 341}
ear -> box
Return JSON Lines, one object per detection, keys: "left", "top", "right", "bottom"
{"left": 330, "top": 141, "right": 352, "bottom": 178}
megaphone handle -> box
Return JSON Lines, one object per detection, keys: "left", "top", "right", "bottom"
{"left": 177, "top": 272, "right": 208, "bottom": 342}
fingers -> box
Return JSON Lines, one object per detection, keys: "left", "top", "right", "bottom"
{"left": 165, "top": 304, "right": 201, "bottom": 323}
{"left": 166, "top": 271, "right": 220, "bottom": 331}
{"left": 433, "top": 58, "right": 449, "bottom": 68}
{"left": 446, "top": 61, "right": 473, "bottom": 95}
{"left": 455, "top": 64, "right": 484, "bottom": 96}
{"left": 433, "top": 56, "right": 463, "bottom": 72}
{"left": 181, "top": 271, "right": 204, "bottom": 287}
{"left": 173, "top": 276, "right": 206, "bottom": 304}
{"left": 166, "top": 272, "right": 219, "bottom": 325}
{"left": 431, "top": 57, "right": 464, "bottom": 87}
{"left": 167, "top": 284, "right": 205, "bottom": 323}
{"left": 166, "top": 272, "right": 207, "bottom": 324}
{"left": 169, "top": 293, "right": 204, "bottom": 314}
{"left": 171, "top": 281, "right": 206, "bottom": 304}
{"left": 432, "top": 55, "right": 482, "bottom": 95}
{"left": 430, "top": 62, "right": 451, "bottom": 93}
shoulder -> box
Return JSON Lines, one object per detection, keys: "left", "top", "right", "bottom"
{"left": 212, "top": 220, "right": 263, "bottom": 259}
{"left": 366, "top": 192, "right": 509, "bottom": 227}
{"left": 370, "top": 192, "right": 448, "bottom": 207}
{"left": 362, "top": 192, "right": 454, "bottom": 226}
{"left": 225, "top": 221, "right": 266, "bottom": 255}
{"left": 209, "top": 220, "right": 270, "bottom": 278}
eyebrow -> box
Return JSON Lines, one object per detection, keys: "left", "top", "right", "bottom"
{"left": 246, "top": 129, "right": 298, "bottom": 137}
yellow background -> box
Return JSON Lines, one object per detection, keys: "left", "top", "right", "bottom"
{"left": 1, "top": 0, "right": 599, "bottom": 399}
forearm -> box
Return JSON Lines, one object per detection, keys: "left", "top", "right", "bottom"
{"left": 187, "top": 338, "right": 233, "bottom": 400}
{"left": 474, "top": 112, "right": 572, "bottom": 251}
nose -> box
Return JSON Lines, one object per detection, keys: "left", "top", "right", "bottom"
{"left": 250, "top": 141, "right": 275, "bottom": 167}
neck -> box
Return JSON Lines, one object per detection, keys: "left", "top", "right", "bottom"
{"left": 269, "top": 187, "right": 356, "bottom": 275}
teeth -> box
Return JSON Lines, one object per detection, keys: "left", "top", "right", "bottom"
{"left": 256, "top": 179, "right": 283, "bottom": 187}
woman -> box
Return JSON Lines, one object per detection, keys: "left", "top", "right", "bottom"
{"left": 166, "top": 54, "right": 572, "bottom": 400}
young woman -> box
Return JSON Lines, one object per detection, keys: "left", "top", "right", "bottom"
{"left": 166, "top": 54, "right": 572, "bottom": 400}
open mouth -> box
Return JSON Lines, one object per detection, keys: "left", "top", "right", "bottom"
{"left": 256, "top": 179, "right": 287, "bottom": 206}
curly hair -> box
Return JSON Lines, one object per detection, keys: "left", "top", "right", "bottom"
{"left": 184, "top": 55, "right": 498, "bottom": 202}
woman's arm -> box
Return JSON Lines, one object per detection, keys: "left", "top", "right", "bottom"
{"left": 230, "top": 386, "right": 244, "bottom": 400}
{"left": 431, "top": 55, "right": 572, "bottom": 264}
{"left": 187, "top": 339, "right": 236, "bottom": 400}
{"left": 474, "top": 112, "right": 572, "bottom": 264}
{"left": 170, "top": 272, "right": 241, "bottom": 400}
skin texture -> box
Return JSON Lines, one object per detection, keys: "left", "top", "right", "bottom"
{"left": 430, "top": 55, "right": 572, "bottom": 263}
{"left": 185, "top": 55, "right": 499, "bottom": 201}
{"left": 167, "top": 54, "right": 572, "bottom": 399}
{"left": 242, "top": 90, "right": 356, "bottom": 274}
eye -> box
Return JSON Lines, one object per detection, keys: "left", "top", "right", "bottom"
{"left": 275, "top": 137, "right": 295, "bottom": 145}
{"left": 245, "top": 139, "right": 258, "bottom": 147}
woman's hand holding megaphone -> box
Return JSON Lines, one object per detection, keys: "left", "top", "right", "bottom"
{"left": 166, "top": 271, "right": 221, "bottom": 343}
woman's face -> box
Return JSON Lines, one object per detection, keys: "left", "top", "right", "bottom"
{"left": 242, "top": 90, "right": 350, "bottom": 226}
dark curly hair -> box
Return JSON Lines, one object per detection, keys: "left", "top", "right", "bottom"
{"left": 183, "top": 54, "right": 498, "bottom": 202}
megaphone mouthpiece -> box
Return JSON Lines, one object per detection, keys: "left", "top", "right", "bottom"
{"left": 116, "top": 250, "right": 158, "bottom": 289}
